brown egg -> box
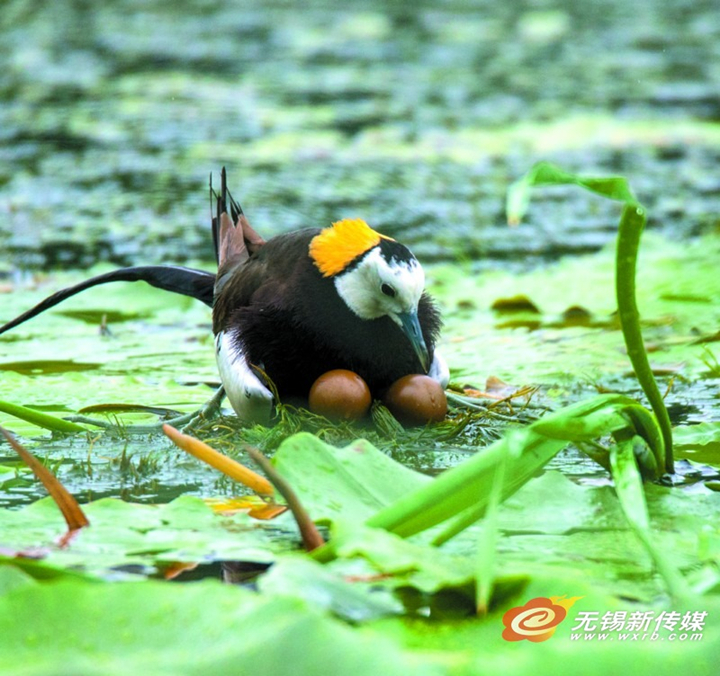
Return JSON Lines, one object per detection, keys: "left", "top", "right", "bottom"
{"left": 308, "top": 369, "right": 371, "bottom": 421}
{"left": 383, "top": 374, "right": 447, "bottom": 426}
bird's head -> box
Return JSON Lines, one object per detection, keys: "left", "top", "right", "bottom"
{"left": 309, "top": 219, "right": 429, "bottom": 371}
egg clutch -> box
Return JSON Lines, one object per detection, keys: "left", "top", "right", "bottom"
{"left": 0, "top": 169, "right": 449, "bottom": 427}
{"left": 309, "top": 370, "right": 447, "bottom": 425}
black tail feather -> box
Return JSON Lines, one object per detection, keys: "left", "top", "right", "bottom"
{"left": 0, "top": 265, "right": 215, "bottom": 336}
{"left": 211, "top": 167, "right": 245, "bottom": 264}
{"left": 210, "top": 172, "right": 219, "bottom": 262}
{"left": 210, "top": 170, "right": 224, "bottom": 263}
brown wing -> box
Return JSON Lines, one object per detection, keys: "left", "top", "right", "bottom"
{"left": 217, "top": 212, "right": 265, "bottom": 269}
{"left": 212, "top": 228, "right": 321, "bottom": 334}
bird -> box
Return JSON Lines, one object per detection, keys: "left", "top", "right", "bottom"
{"left": 0, "top": 169, "right": 448, "bottom": 424}
{"left": 211, "top": 171, "right": 448, "bottom": 422}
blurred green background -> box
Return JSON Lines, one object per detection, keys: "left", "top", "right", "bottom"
{"left": 1, "top": 0, "right": 719, "bottom": 272}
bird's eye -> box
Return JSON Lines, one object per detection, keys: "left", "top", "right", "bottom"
{"left": 381, "top": 283, "right": 396, "bottom": 298}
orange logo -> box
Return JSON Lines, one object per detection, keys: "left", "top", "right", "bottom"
{"left": 502, "top": 596, "right": 583, "bottom": 642}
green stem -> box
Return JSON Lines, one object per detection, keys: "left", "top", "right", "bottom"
{"left": 616, "top": 205, "right": 674, "bottom": 473}
{"left": 0, "top": 399, "right": 87, "bottom": 434}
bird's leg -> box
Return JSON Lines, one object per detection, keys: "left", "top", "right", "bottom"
{"left": 64, "top": 386, "right": 227, "bottom": 434}
{"left": 168, "top": 385, "right": 227, "bottom": 431}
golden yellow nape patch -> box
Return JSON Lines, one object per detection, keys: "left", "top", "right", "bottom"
{"left": 309, "top": 218, "right": 394, "bottom": 277}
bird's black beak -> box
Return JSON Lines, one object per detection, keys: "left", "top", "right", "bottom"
{"left": 397, "top": 311, "right": 430, "bottom": 373}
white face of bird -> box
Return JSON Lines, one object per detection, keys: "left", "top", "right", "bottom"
{"left": 333, "top": 246, "right": 425, "bottom": 323}
{"left": 309, "top": 218, "right": 431, "bottom": 371}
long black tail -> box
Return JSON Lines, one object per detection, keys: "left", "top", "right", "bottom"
{"left": 0, "top": 265, "right": 215, "bottom": 336}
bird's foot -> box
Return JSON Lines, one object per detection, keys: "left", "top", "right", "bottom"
{"left": 170, "top": 386, "right": 227, "bottom": 432}
{"left": 64, "top": 387, "right": 227, "bottom": 435}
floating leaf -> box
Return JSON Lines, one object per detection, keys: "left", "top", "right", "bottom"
{"left": 0, "top": 360, "right": 102, "bottom": 375}
{"left": 258, "top": 555, "right": 404, "bottom": 621}
{"left": 674, "top": 422, "right": 720, "bottom": 450}
{"left": 326, "top": 519, "right": 478, "bottom": 596}
{"left": 0, "top": 577, "right": 441, "bottom": 676}
{"left": 272, "top": 433, "right": 431, "bottom": 525}
{"left": 490, "top": 295, "right": 541, "bottom": 314}
{"left": 79, "top": 403, "right": 182, "bottom": 417}
{"left": 0, "top": 496, "right": 289, "bottom": 577}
